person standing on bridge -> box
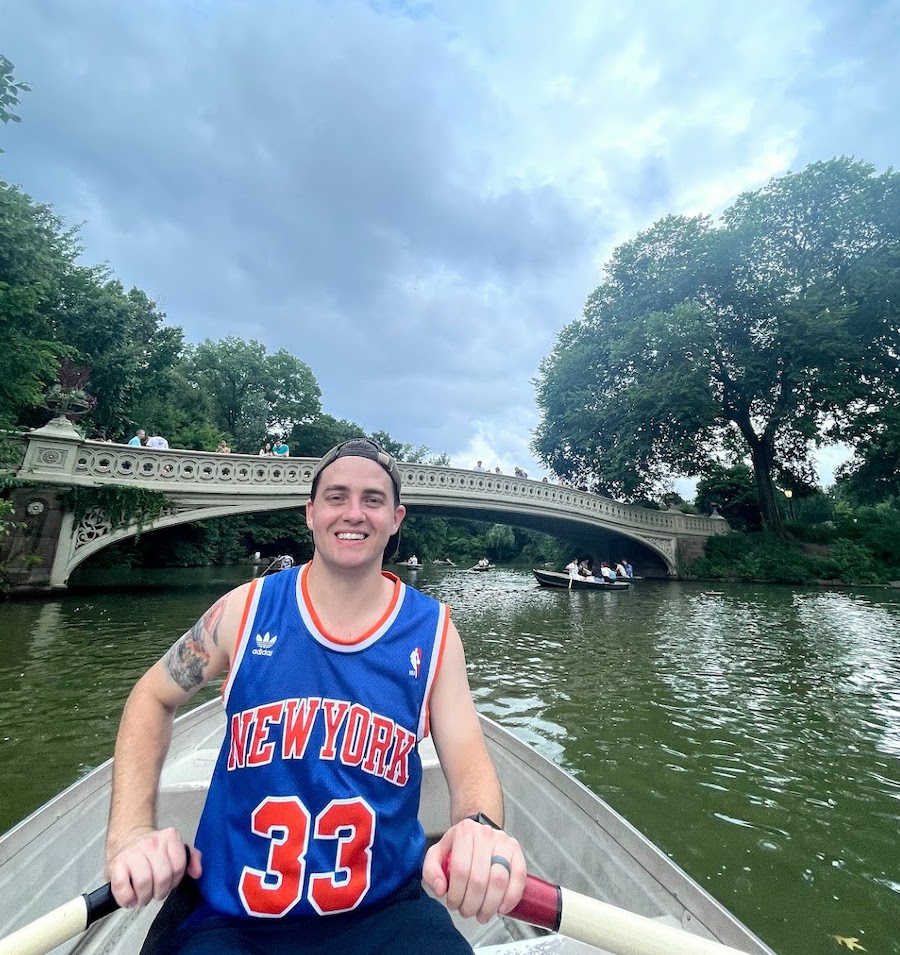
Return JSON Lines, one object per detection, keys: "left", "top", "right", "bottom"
{"left": 128, "top": 429, "right": 146, "bottom": 446}
{"left": 104, "top": 436, "right": 526, "bottom": 953}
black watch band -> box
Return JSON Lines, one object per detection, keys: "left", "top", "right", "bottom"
{"left": 466, "top": 812, "right": 502, "bottom": 830}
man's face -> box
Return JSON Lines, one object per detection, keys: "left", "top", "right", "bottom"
{"left": 306, "top": 456, "right": 404, "bottom": 570}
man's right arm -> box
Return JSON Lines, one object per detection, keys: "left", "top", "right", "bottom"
{"left": 105, "top": 583, "right": 252, "bottom": 907}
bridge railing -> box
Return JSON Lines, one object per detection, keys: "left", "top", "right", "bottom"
{"left": 17, "top": 427, "right": 726, "bottom": 538}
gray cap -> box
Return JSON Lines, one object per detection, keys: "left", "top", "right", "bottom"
{"left": 311, "top": 437, "right": 401, "bottom": 500}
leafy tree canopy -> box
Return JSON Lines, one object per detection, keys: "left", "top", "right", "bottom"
{"left": 290, "top": 414, "right": 365, "bottom": 457}
{"left": 186, "top": 337, "right": 322, "bottom": 452}
{"left": 533, "top": 158, "right": 900, "bottom": 530}
{"left": 834, "top": 404, "right": 900, "bottom": 505}
{"left": 0, "top": 183, "right": 77, "bottom": 425}
{"left": 694, "top": 462, "right": 761, "bottom": 532}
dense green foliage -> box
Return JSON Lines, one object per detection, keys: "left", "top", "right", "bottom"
{"left": 534, "top": 158, "right": 900, "bottom": 532}
{"left": 689, "top": 495, "right": 900, "bottom": 584}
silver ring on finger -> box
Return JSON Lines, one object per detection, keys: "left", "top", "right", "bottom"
{"left": 490, "top": 854, "right": 511, "bottom": 875}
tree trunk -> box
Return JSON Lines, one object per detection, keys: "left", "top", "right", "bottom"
{"left": 748, "top": 437, "right": 784, "bottom": 534}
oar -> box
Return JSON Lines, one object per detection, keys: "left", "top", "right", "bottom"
{"left": 0, "top": 883, "right": 118, "bottom": 955}
{"left": 510, "top": 873, "right": 753, "bottom": 955}
{"left": 2, "top": 871, "right": 754, "bottom": 955}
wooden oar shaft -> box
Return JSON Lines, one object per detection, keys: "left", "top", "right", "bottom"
{"left": 0, "top": 884, "right": 117, "bottom": 955}
{"left": 0, "top": 896, "right": 88, "bottom": 955}
{"left": 511, "top": 875, "right": 752, "bottom": 955}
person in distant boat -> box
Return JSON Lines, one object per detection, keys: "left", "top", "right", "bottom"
{"left": 408, "top": 553, "right": 419, "bottom": 566}
{"left": 477, "top": 557, "right": 491, "bottom": 568}
{"left": 598, "top": 561, "right": 616, "bottom": 581}
{"left": 614, "top": 560, "right": 628, "bottom": 578}
{"left": 622, "top": 559, "right": 634, "bottom": 578}
{"left": 277, "top": 554, "right": 295, "bottom": 571}
{"left": 565, "top": 558, "right": 579, "bottom": 579}
{"left": 104, "top": 436, "right": 525, "bottom": 953}
{"left": 578, "top": 559, "right": 593, "bottom": 579}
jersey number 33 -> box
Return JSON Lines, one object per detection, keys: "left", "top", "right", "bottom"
{"left": 238, "top": 795, "right": 375, "bottom": 917}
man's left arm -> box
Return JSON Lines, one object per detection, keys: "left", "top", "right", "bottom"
{"left": 422, "top": 620, "right": 526, "bottom": 924}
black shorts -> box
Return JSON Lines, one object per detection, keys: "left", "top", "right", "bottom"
{"left": 159, "top": 878, "right": 474, "bottom": 955}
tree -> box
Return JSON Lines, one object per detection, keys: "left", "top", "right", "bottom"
{"left": 694, "top": 463, "right": 761, "bottom": 532}
{"left": 0, "top": 55, "right": 30, "bottom": 152}
{"left": 485, "top": 523, "right": 515, "bottom": 561}
{"left": 0, "top": 184, "right": 75, "bottom": 426}
{"left": 54, "top": 269, "right": 184, "bottom": 438}
{"left": 186, "top": 338, "right": 321, "bottom": 451}
{"left": 835, "top": 405, "right": 900, "bottom": 504}
{"left": 533, "top": 158, "right": 900, "bottom": 531}
{"left": 290, "top": 414, "right": 365, "bottom": 457}
{"left": 368, "top": 430, "right": 429, "bottom": 463}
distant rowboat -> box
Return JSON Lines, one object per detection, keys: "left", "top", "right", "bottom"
{"left": 533, "top": 569, "right": 630, "bottom": 590}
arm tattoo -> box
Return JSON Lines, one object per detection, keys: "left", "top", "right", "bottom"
{"left": 162, "top": 594, "right": 233, "bottom": 691}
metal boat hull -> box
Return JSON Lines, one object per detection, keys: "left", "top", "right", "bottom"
{"left": 0, "top": 701, "right": 774, "bottom": 954}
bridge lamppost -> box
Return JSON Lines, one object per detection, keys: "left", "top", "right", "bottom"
{"left": 783, "top": 488, "right": 794, "bottom": 523}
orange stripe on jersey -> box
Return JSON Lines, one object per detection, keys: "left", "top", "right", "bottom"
{"left": 423, "top": 604, "right": 451, "bottom": 738}
{"left": 300, "top": 561, "right": 402, "bottom": 646}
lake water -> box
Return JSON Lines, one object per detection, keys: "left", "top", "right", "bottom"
{"left": 1, "top": 565, "right": 898, "bottom": 954}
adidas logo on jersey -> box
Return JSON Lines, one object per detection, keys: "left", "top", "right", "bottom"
{"left": 252, "top": 632, "right": 278, "bottom": 656}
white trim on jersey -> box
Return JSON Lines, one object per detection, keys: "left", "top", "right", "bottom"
{"left": 416, "top": 601, "right": 449, "bottom": 740}
{"left": 222, "top": 576, "right": 265, "bottom": 707}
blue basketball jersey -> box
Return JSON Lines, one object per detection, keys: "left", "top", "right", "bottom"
{"left": 194, "top": 562, "right": 449, "bottom": 919}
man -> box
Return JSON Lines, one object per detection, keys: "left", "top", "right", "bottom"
{"left": 472, "top": 460, "right": 486, "bottom": 472}
{"left": 128, "top": 429, "right": 146, "bottom": 446}
{"left": 272, "top": 437, "right": 290, "bottom": 456}
{"left": 146, "top": 432, "right": 170, "bottom": 449}
{"left": 105, "top": 437, "right": 525, "bottom": 953}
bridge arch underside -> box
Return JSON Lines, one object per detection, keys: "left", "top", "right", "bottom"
{"left": 403, "top": 502, "right": 673, "bottom": 577}
{"left": 68, "top": 497, "right": 675, "bottom": 581}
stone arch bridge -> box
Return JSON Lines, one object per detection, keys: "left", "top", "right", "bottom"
{"left": 2, "top": 419, "right": 728, "bottom": 593}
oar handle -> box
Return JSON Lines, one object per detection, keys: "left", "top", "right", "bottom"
{"left": 511, "top": 874, "right": 753, "bottom": 955}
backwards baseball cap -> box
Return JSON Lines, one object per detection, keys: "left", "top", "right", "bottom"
{"left": 310, "top": 437, "right": 403, "bottom": 559}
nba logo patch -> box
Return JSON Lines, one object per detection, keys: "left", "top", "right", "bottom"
{"left": 408, "top": 647, "right": 422, "bottom": 678}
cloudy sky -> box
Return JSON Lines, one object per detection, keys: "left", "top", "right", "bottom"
{"left": 2, "top": 0, "right": 897, "bottom": 484}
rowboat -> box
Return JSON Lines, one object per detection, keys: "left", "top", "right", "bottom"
{"left": 471, "top": 563, "right": 495, "bottom": 571}
{"left": 534, "top": 569, "right": 631, "bottom": 591}
{"left": 0, "top": 700, "right": 776, "bottom": 955}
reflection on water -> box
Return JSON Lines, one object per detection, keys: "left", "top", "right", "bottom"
{"left": 1, "top": 567, "right": 898, "bottom": 955}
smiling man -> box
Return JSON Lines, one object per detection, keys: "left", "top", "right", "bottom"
{"left": 105, "top": 437, "right": 525, "bottom": 954}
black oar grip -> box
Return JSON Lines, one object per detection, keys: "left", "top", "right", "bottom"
{"left": 83, "top": 884, "right": 118, "bottom": 927}
{"left": 84, "top": 845, "right": 191, "bottom": 927}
